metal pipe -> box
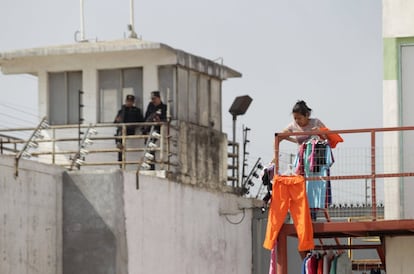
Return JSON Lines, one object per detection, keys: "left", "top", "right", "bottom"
{"left": 371, "top": 130, "right": 377, "bottom": 220}
{"left": 130, "top": 0, "right": 135, "bottom": 29}
{"left": 274, "top": 133, "right": 280, "bottom": 174}
{"left": 166, "top": 87, "right": 171, "bottom": 173}
{"left": 276, "top": 230, "right": 288, "bottom": 274}
{"left": 52, "top": 128, "right": 56, "bottom": 164}
{"left": 80, "top": 0, "right": 85, "bottom": 41}
{"left": 232, "top": 115, "right": 236, "bottom": 188}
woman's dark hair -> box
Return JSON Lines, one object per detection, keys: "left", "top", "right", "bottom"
{"left": 292, "top": 100, "right": 312, "bottom": 117}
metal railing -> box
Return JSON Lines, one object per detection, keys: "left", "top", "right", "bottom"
{"left": 274, "top": 126, "right": 414, "bottom": 221}
{"left": 0, "top": 121, "right": 172, "bottom": 173}
{"left": 0, "top": 120, "right": 248, "bottom": 193}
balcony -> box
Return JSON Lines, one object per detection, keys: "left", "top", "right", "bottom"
{"left": 0, "top": 119, "right": 231, "bottom": 191}
{"left": 271, "top": 126, "right": 414, "bottom": 273}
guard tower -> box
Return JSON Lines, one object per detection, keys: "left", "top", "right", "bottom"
{"left": 0, "top": 39, "right": 242, "bottom": 187}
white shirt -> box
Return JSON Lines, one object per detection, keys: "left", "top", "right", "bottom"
{"left": 285, "top": 118, "right": 325, "bottom": 144}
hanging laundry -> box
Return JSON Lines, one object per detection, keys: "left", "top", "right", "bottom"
{"left": 317, "top": 254, "right": 324, "bottom": 274}
{"left": 301, "top": 252, "right": 328, "bottom": 274}
{"left": 319, "top": 127, "right": 343, "bottom": 149}
{"left": 261, "top": 163, "right": 275, "bottom": 212}
{"left": 335, "top": 253, "right": 352, "bottom": 274}
{"left": 323, "top": 251, "right": 335, "bottom": 274}
{"left": 307, "top": 253, "right": 319, "bottom": 274}
{"left": 303, "top": 139, "right": 334, "bottom": 210}
{"left": 302, "top": 253, "right": 318, "bottom": 274}
{"left": 329, "top": 254, "right": 338, "bottom": 274}
{"left": 263, "top": 175, "right": 314, "bottom": 251}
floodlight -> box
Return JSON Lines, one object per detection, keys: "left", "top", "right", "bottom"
{"left": 144, "top": 152, "right": 154, "bottom": 160}
{"left": 148, "top": 142, "right": 157, "bottom": 149}
{"left": 40, "top": 121, "right": 49, "bottom": 129}
{"left": 228, "top": 95, "right": 253, "bottom": 188}
{"left": 22, "top": 151, "right": 32, "bottom": 158}
{"left": 34, "top": 130, "right": 44, "bottom": 139}
{"left": 151, "top": 131, "right": 161, "bottom": 139}
{"left": 28, "top": 141, "right": 39, "bottom": 148}
{"left": 84, "top": 139, "right": 93, "bottom": 145}
{"left": 88, "top": 128, "right": 98, "bottom": 135}
{"left": 75, "top": 159, "right": 84, "bottom": 165}
{"left": 229, "top": 95, "right": 253, "bottom": 117}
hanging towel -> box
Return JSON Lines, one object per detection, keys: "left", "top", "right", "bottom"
{"left": 319, "top": 127, "right": 343, "bottom": 148}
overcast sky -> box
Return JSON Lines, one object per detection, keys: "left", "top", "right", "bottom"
{"left": 0, "top": 0, "right": 383, "bottom": 195}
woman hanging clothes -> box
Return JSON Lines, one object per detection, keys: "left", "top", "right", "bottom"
{"left": 280, "top": 100, "right": 341, "bottom": 221}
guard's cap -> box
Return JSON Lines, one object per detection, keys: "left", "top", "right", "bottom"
{"left": 151, "top": 91, "right": 160, "bottom": 98}
{"left": 126, "top": 94, "right": 135, "bottom": 101}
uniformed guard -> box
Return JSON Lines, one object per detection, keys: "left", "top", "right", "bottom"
{"left": 114, "top": 94, "right": 144, "bottom": 162}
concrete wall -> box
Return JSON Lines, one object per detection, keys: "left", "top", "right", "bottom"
{"left": 62, "top": 170, "right": 129, "bottom": 274}
{"left": 123, "top": 172, "right": 253, "bottom": 274}
{"left": 386, "top": 236, "right": 414, "bottom": 274}
{"left": 62, "top": 169, "right": 253, "bottom": 274}
{"left": 383, "top": 0, "right": 414, "bottom": 220}
{"left": 169, "top": 121, "right": 229, "bottom": 189}
{"left": 1, "top": 155, "right": 254, "bottom": 274}
{"left": 0, "top": 155, "right": 63, "bottom": 274}
{"left": 382, "top": 2, "right": 414, "bottom": 273}
{"left": 383, "top": 0, "right": 414, "bottom": 37}
{"left": 383, "top": 0, "right": 403, "bottom": 220}
{"left": 400, "top": 44, "right": 414, "bottom": 219}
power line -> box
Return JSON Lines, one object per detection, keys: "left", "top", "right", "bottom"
{"left": 0, "top": 101, "right": 39, "bottom": 118}
{"left": 0, "top": 111, "right": 39, "bottom": 127}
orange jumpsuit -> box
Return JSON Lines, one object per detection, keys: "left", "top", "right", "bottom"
{"left": 263, "top": 175, "right": 314, "bottom": 251}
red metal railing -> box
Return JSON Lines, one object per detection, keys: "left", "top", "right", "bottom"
{"left": 273, "top": 126, "right": 414, "bottom": 274}
{"left": 274, "top": 126, "right": 414, "bottom": 220}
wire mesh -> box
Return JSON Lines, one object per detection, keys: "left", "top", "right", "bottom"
{"left": 273, "top": 143, "right": 410, "bottom": 222}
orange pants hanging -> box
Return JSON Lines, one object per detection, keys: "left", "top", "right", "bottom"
{"left": 263, "top": 175, "right": 314, "bottom": 251}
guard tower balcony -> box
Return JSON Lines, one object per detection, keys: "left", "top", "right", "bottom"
{"left": 0, "top": 39, "right": 242, "bottom": 190}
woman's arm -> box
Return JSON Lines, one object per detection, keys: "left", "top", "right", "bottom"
{"left": 312, "top": 118, "right": 327, "bottom": 140}
{"left": 280, "top": 129, "right": 298, "bottom": 144}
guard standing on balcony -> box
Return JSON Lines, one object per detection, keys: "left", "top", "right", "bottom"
{"left": 114, "top": 94, "right": 144, "bottom": 162}
{"left": 142, "top": 91, "right": 167, "bottom": 169}
{"left": 143, "top": 91, "right": 167, "bottom": 131}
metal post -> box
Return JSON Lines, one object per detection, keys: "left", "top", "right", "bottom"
{"left": 130, "top": 0, "right": 135, "bottom": 29}
{"left": 52, "top": 128, "right": 56, "bottom": 164}
{"left": 79, "top": 0, "right": 85, "bottom": 41}
{"left": 371, "top": 130, "right": 377, "bottom": 220}
{"left": 166, "top": 87, "right": 171, "bottom": 172}
{"left": 160, "top": 124, "right": 164, "bottom": 170}
{"left": 274, "top": 133, "right": 280, "bottom": 174}
{"left": 121, "top": 125, "right": 126, "bottom": 169}
{"left": 78, "top": 90, "right": 84, "bottom": 170}
{"left": 232, "top": 115, "right": 236, "bottom": 188}
{"left": 276, "top": 233, "right": 288, "bottom": 274}
{"left": 78, "top": 90, "right": 84, "bottom": 150}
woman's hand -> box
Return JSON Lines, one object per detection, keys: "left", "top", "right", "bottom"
{"left": 312, "top": 127, "right": 327, "bottom": 140}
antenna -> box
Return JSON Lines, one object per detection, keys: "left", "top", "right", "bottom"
{"left": 79, "top": 0, "right": 86, "bottom": 41}
{"left": 128, "top": 0, "right": 138, "bottom": 38}
{"left": 75, "top": 0, "right": 97, "bottom": 42}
